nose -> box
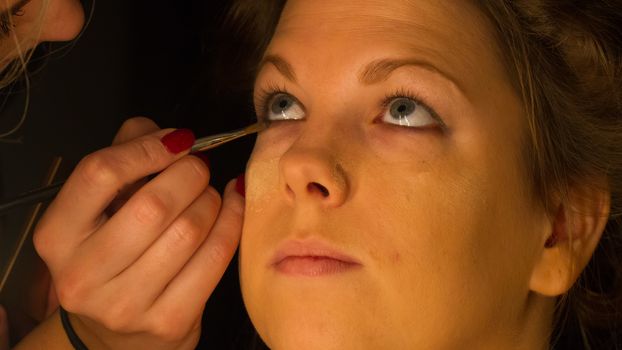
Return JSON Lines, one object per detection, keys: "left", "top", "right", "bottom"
{"left": 279, "top": 146, "right": 349, "bottom": 208}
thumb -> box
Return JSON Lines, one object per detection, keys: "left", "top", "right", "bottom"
{"left": 0, "top": 305, "right": 10, "bottom": 350}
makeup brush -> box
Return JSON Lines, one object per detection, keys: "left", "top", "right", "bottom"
{"left": 190, "top": 120, "right": 265, "bottom": 153}
{"left": 0, "top": 121, "right": 267, "bottom": 214}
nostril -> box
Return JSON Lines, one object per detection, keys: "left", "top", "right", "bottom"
{"left": 307, "top": 182, "right": 329, "bottom": 197}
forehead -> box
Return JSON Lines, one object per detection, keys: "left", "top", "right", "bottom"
{"left": 278, "top": 0, "right": 484, "bottom": 30}
{"left": 267, "top": 0, "right": 506, "bottom": 97}
{"left": 275, "top": 0, "right": 492, "bottom": 48}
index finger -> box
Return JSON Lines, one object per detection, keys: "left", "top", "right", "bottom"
{"left": 111, "top": 117, "right": 160, "bottom": 146}
{"left": 40, "top": 128, "right": 196, "bottom": 240}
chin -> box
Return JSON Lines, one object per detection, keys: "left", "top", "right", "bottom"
{"left": 243, "top": 287, "right": 396, "bottom": 350}
{"left": 257, "top": 322, "right": 361, "bottom": 350}
{"left": 256, "top": 318, "right": 405, "bottom": 350}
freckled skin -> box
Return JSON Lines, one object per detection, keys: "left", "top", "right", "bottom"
{"left": 240, "top": 1, "right": 553, "bottom": 349}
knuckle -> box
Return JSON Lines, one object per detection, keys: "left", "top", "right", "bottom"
{"left": 182, "top": 156, "right": 210, "bottom": 182}
{"left": 78, "top": 152, "right": 120, "bottom": 189}
{"left": 99, "top": 316, "right": 124, "bottom": 333}
{"left": 205, "top": 239, "right": 231, "bottom": 266}
{"left": 168, "top": 214, "right": 205, "bottom": 248}
{"left": 133, "top": 136, "right": 162, "bottom": 166}
{"left": 100, "top": 300, "right": 135, "bottom": 332}
{"left": 132, "top": 191, "right": 168, "bottom": 226}
{"left": 33, "top": 215, "right": 62, "bottom": 262}
{"left": 150, "top": 313, "right": 190, "bottom": 343}
{"left": 56, "top": 272, "right": 89, "bottom": 310}
{"left": 32, "top": 226, "right": 51, "bottom": 260}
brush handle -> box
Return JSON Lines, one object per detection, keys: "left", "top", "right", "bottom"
{"left": 0, "top": 122, "right": 266, "bottom": 214}
{"left": 0, "top": 182, "right": 63, "bottom": 215}
{"left": 190, "top": 121, "right": 265, "bottom": 153}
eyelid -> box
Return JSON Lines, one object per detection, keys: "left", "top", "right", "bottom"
{"left": 8, "top": 0, "right": 32, "bottom": 15}
{"left": 0, "top": 0, "right": 31, "bottom": 37}
{"left": 381, "top": 88, "right": 447, "bottom": 130}
{"left": 255, "top": 82, "right": 304, "bottom": 121}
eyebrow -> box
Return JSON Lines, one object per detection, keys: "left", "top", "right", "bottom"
{"left": 259, "top": 55, "right": 298, "bottom": 82}
{"left": 259, "top": 54, "right": 464, "bottom": 93}
{"left": 359, "top": 58, "right": 464, "bottom": 92}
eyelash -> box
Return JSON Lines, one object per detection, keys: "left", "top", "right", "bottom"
{"left": 380, "top": 88, "right": 447, "bottom": 129}
{"left": 0, "top": 15, "right": 13, "bottom": 37}
{"left": 0, "top": 0, "right": 30, "bottom": 37}
{"left": 255, "top": 82, "right": 292, "bottom": 121}
{"left": 255, "top": 84, "right": 446, "bottom": 129}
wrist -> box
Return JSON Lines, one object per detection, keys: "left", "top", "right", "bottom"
{"left": 61, "top": 308, "right": 108, "bottom": 350}
{"left": 60, "top": 307, "right": 88, "bottom": 349}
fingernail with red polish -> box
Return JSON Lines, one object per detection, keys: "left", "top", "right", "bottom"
{"left": 191, "top": 152, "right": 210, "bottom": 169}
{"left": 161, "top": 129, "right": 195, "bottom": 154}
{"left": 235, "top": 174, "right": 245, "bottom": 197}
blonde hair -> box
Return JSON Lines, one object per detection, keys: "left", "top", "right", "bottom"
{"left": 0, "top": 0, "right": 48, "bottom": 88}
{"left": 0, "top": 0, "right": 47, "bottom": 140}
{"left": 0, "top": 0, "right": 95, "bottom": 140}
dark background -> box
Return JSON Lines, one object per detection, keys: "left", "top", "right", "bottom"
{"left": 0, "top": 0, "right": 258, "bottom": 348}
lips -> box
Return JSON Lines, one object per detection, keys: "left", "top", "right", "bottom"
{"left": 270, "top": 239, "right": 362, "bottom": 276}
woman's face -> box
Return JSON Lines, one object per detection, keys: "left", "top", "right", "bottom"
{"left": 0, "top": 0, "right": 84, "bottom": 67}
{"left": 241, "top": 0, "right": 551, "bottom": 348}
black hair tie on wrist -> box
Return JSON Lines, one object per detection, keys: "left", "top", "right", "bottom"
{"left": 59, "top": 306, "right": 89, "bottom": 350}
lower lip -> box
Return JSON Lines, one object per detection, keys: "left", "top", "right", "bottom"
{"left": 274, "top": 256, "right": 360, "bottom": 276}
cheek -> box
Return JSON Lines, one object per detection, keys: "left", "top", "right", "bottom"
{"left": 360, "top": 158, "right": 489, "bottom": 277}
{"left": 242, "top": 124, "right": 302, "bottom": 230}
{"left": 240, "top": 147, "right": 281, "bottom": 282}
{"left": 239, "top": 148, "right": 290, "bottom": 341}
{"left": 365, "top": 146, "right": 541, "bottom": 330}
{"left": 245, "top": 155, "right": 280, "bottom": 216}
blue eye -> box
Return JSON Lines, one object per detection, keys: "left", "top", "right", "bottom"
{"left": 382, "top": 97, "right": 439, "bottom": 128}
{"left": 266, "top": 93, "right": 306, "bottom": 121}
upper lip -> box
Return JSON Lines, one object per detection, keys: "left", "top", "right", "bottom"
{"left": 270, "top": 239, "right": 362, "bottom": 266}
